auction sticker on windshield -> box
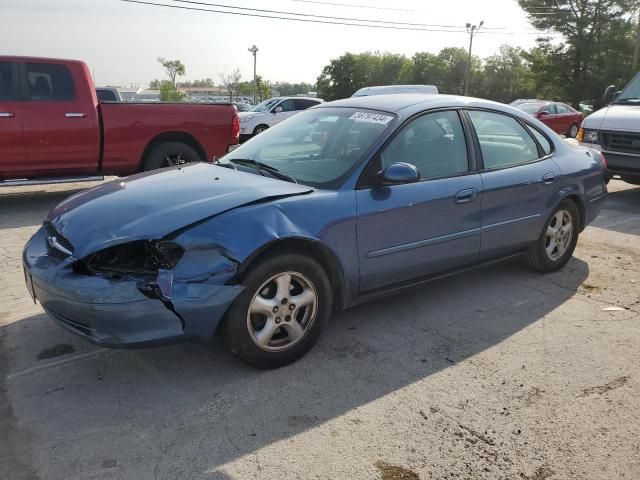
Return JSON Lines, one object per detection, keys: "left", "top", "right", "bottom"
{"left": 349, "top": 112, "right": 394, "bottom": 125}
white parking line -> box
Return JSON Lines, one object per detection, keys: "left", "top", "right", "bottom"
{"left": 6, "top": 349, "right": 113, "bottom": 381}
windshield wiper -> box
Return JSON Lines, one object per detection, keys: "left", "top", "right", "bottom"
{"left": 227, "top": 158, "right": 298, "bottom": 184}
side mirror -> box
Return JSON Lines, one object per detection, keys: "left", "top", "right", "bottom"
{"left": 380, "top": 162, "right": 420, "bottom": 186}
{"left": 274, "top": 106, "right": 283, "bottom": 113}
{"left": 603, "top": 85, "right": 617, "bottom": 105}
{"left": 537, "top": 111, "right": 549, "bottom": 117}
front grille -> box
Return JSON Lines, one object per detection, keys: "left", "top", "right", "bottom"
{"left": 600, "top": 131, "right": 640, "bottom": 155}
{"left": 43, "top": 221, "right": 74, "bottom": 258}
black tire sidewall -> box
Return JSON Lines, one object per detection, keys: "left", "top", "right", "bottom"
{"left": 528, "top": 200, "right": 580, "bottom": 272}
{"left": 253, "top": 125, "right": 268, "bottom": 135}
{"left": 221, "top": 253, "right": 332, "bottom": 369}
{"left": 143, "top": 142, "right": 201, "bottom": 171}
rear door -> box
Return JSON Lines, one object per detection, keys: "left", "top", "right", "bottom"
{"left": 466, "top": 109, "right": 559, "bottom": 259}
{"left": 0, "top": 60, "right": 27, "bottom": 178}
{"left": 356, "top": 109, "right": 482, "bottom": 291}
{"left": 20, "top": 60, "right": 99, "bottom": 176}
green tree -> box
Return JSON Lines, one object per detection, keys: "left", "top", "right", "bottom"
{"left": 255, "top": 75, "right": 272, "bottom": 101}
{"left": 158, "top": 80, "right": 186, "bottom": 101}
{"left": 519, "top": 0, "right": 635, "bottom": 105}
{"left": 478, "top": 45, "right": 536, "bottom": 103}
{"left": 157, "top": 57, "right": 186, "bottom": 87}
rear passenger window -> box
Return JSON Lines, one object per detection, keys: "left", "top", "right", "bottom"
{"left": 26, "top": 62, "right": 75, "bottom": 101}
{"left": 468, "top": 110, "right": 540, "bottom": 169}
{"left": 381, "top": 110, "right": 468, "bottom": 179}
{"left": 294, "top": 99, "right": 319, "bottom": 110}
{"left": 525, "top": 124, "right": 552, "bottom": 155}
{"left": 0, "top": 62, "right": 16, "bottom": 101}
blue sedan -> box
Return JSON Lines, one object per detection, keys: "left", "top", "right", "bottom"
{"left": 23, "top": 94, "right": 607, "bottom": 368}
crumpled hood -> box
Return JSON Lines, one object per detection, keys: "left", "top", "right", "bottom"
{"left": 46, "top": 163, "right": 312, "bottom": 259}
{"left": 583, "top": 104, "right": 640, "bottom": 131}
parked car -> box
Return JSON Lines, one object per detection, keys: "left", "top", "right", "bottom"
{"left": 238, "top": 96, "right": 323, "bottom": 142}
{"left": 515, "top": 101, "right": 584, "bottom": 138}
{"left": 95, "top": 87, "right": 122, "bottom": 102}
{"left": 352, "top": 85, "right": 438, "bottom": 97}
{"left": 0, "top": 56, "right": 239, "bottom": 185}
{"left": 23, "top": 94, "right": 607, "bottom": 368}
{"left": 578, "top": 72, "right": 640, "bottom": 185}
{"left": 509, "top": 98, "right": 538, "bottom": 107}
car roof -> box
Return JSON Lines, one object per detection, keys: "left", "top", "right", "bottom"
{"left": 317, "top": 94, "right": 524, "bottom": 116}
{"left": 273, "top": 96, "right": 323, "bottom": 101}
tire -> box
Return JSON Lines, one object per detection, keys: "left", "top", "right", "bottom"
{"left": 253, "top": 124, "right": 269, "bottom": 136}
{"left": 143, "top": 142, "right": 202, "bottom": 171}
{"left": 525, "top": 200, "right": 580, "bottom": 273}
{"left": 568, "top": 123, "right": 579, "bottom": 138}
{"left": 221, "top": 253, "right": 332, "bottom": 369}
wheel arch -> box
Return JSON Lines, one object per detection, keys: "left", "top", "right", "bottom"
{"left": 236, "top": 237, "right": 349, "bottom": 311}
{"left": 561, "top": 193, "right": 585, "bottom": 231}
{"left": 139, "top": 131, "right": 208, "bottom": 171}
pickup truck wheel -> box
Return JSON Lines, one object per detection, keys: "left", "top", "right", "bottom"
{"left": 253, "top": 125, "right": 269, "bottom": 135}
{"left": 525, "top": 200, "right": 579, "bottom": 273}
{"left": 220, "top": 253, "right": 332, "bottom": 369}
{"left": 143, "top": 142, "right": 202, "bottom": 171}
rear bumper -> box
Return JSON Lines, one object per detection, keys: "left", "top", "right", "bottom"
{"left": 580, "top": 142, "right": 640, "bottom": 177}
{"left": 23, "top": 227, "right": 243, "bottom": 348}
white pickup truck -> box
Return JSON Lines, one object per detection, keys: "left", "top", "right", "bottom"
{"left": 579, "top": 73, "right": 640, "bottom": 185}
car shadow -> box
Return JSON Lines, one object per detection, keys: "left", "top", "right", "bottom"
{"left": 0, "top": 189, "right": 88, "bottom": 229}
{"left": 2, "top": 258, "right": 589, "bottom": 479}
{"left": 590, "top": 183, "right": 640, "bottom": 236}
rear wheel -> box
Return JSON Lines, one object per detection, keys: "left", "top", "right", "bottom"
{"left": 525, "top": 200, "right": 580, "bottom": 272}
{"left": 221, "top": 253, "right": 332, "bottom": 369}
{"left": 143, "top": 142, "right": 202, "bottom": 171}
{"left": 568, "top": 123, "right": 579, "bottom": 138}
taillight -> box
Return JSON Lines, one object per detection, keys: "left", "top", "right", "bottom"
{"left": 231, "top": 114, "right": 240, "bottom": 141}
{"left": 599, "top": 151, "right": 607, "bottom": 170}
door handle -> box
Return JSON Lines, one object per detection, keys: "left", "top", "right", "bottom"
{"left": 0, "top": 112, "right": 14, "bottom": 118}
{"left": 454, "top": 188, "right": 478, "bottom": 204}
{"left": 65, "top": 112, "right": 87, "bottom": 118}
{"left": 542, "top": 172, "right": 557, "bottom": 185}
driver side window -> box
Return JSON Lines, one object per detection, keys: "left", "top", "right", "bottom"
{"left": 277, "top": 99, "right": 295, "bottom": 112}
{"left": 380, "top": 110, "right": 469, "bottom": 180}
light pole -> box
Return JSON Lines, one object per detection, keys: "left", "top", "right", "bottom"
{"left": 464, "top": 21, "right": 483, "bottom": 96}
{"left": 248, "top": 45, "right": 259, "bottom": 104}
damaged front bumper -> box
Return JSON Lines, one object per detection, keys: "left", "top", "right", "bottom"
{"left": 23, "top": 227, "right": 244, "bottom": 348}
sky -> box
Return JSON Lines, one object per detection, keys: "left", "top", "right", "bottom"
{"left": 2, "top": 0, "right": 555, "bottom": 88}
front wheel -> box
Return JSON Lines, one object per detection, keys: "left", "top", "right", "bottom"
{"left": 253, "top": 124, "right": 269, "bottom": 136}
{"left": 525, "top": 200, "right": 580, "bottom": 272}
{"left": 220, "top": 253, "right": 332, "bottom": 369}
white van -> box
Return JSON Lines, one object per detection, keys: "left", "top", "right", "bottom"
{"left": 579, "top": 73, "right": 640, "bottom": 185}
{"left": 351, "top": 85, "right": 438, "bottom": 97}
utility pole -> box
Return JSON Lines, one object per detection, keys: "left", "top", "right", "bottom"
{"left": 248, "top": 45, "right": 259, "bottom": 104}
{"left": 464, "top": 20, "right": 483, "bottom": 96}
{"left": 633, "top": 8, "right": 640, "bottom": 71}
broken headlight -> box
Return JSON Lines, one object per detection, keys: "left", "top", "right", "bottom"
{"left": 81, "top": 240, "right": 185, "bottom": 278}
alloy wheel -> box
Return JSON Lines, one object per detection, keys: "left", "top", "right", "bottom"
{"left": 545, "top": 209, "right": 573, "bottom": 261}
{"left": 246, "top": 272, "right": 318, "bottom": 352}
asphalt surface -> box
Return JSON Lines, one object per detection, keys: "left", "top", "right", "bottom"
{"left": 1, "top": 180, "right": 639, "bottom": 480}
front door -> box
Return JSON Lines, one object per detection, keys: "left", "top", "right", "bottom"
{"left": 0, "top": 60, "right": 27, "bottom": 179}
{"left": 269, "top": 98, "right": 298, "bottom": 127}
{"left": 20, "top": 60, "right": 99, "bottom": 177}
{"left": 356, "top": 110, "right": 482, "bottom": 292}
{"left": 465, "top": 110, "right": 559, "bottom": 259}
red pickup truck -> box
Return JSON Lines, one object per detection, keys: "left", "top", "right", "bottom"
{"left": 0, "top": 56, "right": 239, "bottom": 185}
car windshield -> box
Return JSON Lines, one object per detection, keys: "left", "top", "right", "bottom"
{"left": 220, "top": 107, "right": 396, "bottom": 188}
{"left": 249, "top": 98, "right": 280, "bottom": 112}
{"left": 614, "top": 72, "right": 640, "bottom": 103}
{"left": 517, "top": 102, "right": 543, "bottom": 114}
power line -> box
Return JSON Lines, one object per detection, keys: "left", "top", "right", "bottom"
{"left": 168, "top": 0, "right": 507, "bottom": 30}
{"left": 120, "top": 0, "right": 560, "bottom": 35}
